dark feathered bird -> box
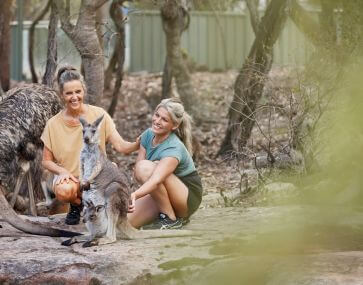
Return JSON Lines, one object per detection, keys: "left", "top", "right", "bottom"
{"left": 0, "top": 84, "right": 81, "bottom": 237}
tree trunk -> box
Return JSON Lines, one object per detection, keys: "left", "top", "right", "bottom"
{"left": 246, "top": 0, "right": 260, "bottom": 34}
{"left": 0, "top": 0, "right": 13, "bottom": 92}
{"left": 288, "top": 0, "right": 321, "bottom": 47}
{"left": 29, "top": 0, "right": 51, "bottom": 83}
{"left": 104, "top": 47, "right": 118, "bottom": 90}
{"left": 107, "top": 0, "right": 126, "bottom": 117}
{"left": 56, "top": 0, "right": 105, "bottom": 106}
{"left": 161, "top": 58, "right": 173, "bottom": 99}
{"left": 95, "top": 0, "right": 107, "bottom": 53}
{"left": 218, "top": 0, "right": 288, "bottom": 156}
{"left": 42, "top": 0, "right": 58, "bottom": 87}
{"left": 160, "top": 0, "right": 194, "bottom": 114}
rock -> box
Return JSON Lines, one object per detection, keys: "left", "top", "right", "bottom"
{"left": 255, "top": 149, "right": 304, "bottom": 171}
{"left": 2, "top": 206, "right": 363, "bottom": 284}
{"left": 264, "top": 182, "right": 297, "bottom": 194}
{"left": 201, "top": 192, "right": 224, "bottom": 208}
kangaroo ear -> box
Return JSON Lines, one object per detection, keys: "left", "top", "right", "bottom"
{"left": 83, "top": 199, "right": 91, "bottom": 208}
{"left": 79, "top": 117, "right": 88, "bottom": 128}
{"left": 95, "top": 205, "right": 105, "bottom": 212}
{"left": 93, "top": 115, "right": 104, "bottom": 128}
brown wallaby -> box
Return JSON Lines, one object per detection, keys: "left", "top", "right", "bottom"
{"left": 61, "top": 115, "right": 194, "bottom": 247}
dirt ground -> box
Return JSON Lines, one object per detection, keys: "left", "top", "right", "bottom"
{"left": 100, "top": 68, "right": 296, "bottom": 208}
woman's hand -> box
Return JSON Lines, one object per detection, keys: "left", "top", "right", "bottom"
{"left": 136, "top": 135, "right": 141, "bottom": 145}
{"left": 109, "top": 131, "right": 141, "bottom": 154}
{"left": 128, "top": 192, "right": 136, "bottom": 213}
{"left": 56, "top": 172, "right": 79, "bottom": 185}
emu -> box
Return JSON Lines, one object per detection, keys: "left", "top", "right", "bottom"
{"left": 0, "top": 84, "right": 80, "bottom": 237}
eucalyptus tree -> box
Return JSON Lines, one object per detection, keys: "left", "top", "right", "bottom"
{"left": 28, "top": 0, "right": 51, "bottom": 83}
{"left": 42, "top": 0, "right": 58, "bottom": 87}
{"left": 107, "top": 0, "right": 127, "bottom": 117}
{"left": 55, "top": 0, "right": 107, "bottom": 105}
{"left": 160, "top": 0, "right": 195, "bottom": 115}
{"left": 218, "top": 0, "right": 289, "bottom": 156}
{"left": 0, "top": 0, "right": 13, "bottom": 93}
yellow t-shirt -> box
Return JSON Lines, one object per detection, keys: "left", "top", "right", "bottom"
{"left": 41, "top": 105, "right": 116, "bottom": 177}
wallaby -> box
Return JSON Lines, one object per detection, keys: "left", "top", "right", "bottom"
{"left": 61, "top": 115, "right": 195, "bottom": 247}
{"left": 63, "top": 183, "right": 195, "bottom": 247}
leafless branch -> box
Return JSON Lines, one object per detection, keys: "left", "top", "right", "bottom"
{"left": 29, "top": 0, "right": 51, "bottom": 83}
{"left": 55, "top": 0, "right": 75, "bottom": 35}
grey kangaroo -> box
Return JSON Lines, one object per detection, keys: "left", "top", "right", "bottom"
{"left": 62, "top": 115, "right": 194, "bottom": 247}
{"left": 62, "top": 114, "right": 133, "bottom": 247}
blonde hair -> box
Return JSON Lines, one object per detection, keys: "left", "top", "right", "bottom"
{"left": 156, "top": 98, "right": 194, "bottom": 156}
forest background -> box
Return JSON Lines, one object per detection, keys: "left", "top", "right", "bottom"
{"left": 1, "top": 0, "right": 363, "bottom": 283}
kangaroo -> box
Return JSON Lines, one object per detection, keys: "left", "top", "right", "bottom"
{"left": 61, "top": 115, "right": 194, "bottom": 247}
{"left": 63, "top": 183, "right": 194, "bottom": 247}
{"left": 78, "top": 114, "right": 107, "bottom": 190}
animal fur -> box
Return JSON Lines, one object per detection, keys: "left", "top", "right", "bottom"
{"left": 79, "top": 115, "right": 108, "bottom": 190}
{"left": 62, "top": 115, "right": 132, "bottom": 246}
{"left": 62, "top": 115, "right": 194, "bottom": 247}
{"left": 63, "top": 185, "right": 195, "bottom": 247}
{"left": 0, "top": 84, "right": 80, "bottom": 237}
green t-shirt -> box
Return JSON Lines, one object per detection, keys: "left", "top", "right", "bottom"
{"left": 141, "top": 128, "right": 196, "bottom": 177}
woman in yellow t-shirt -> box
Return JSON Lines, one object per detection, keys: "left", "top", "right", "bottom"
{"left": 41, "top": 66, "right": 139, "bottom": 225}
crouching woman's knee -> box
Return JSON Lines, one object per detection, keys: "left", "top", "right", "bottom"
{"left": 134, "top": 160, "right": 156, "bottom": 183}
{"left": 54, "top": 180, "right": 79, "bottom": 203}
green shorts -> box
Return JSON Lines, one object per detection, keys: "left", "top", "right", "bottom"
{"left": 179, "top": 171, "right": 203, "bottom": 217}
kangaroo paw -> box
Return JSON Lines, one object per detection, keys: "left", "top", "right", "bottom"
{"left": 61, "top": 238, "right": 76, "bottom": 246}
{"left": 83, "top": 240, "right": 99, "bottom": 248}
{"left": 81, "top": 181, "right": 90, "bottom": 191}
{"left": 98, "top": 237, "right": 116, "bottom": 245}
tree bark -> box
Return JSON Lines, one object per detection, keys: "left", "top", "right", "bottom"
{"left": 104, "top": 47, "right": 118, "bottom": 90}
{"left": 218, "top": 0, "right": 288, "bottom": 156}
{"left": 42, "top": 0, "right": 58, "bottom": 87}
{"left": 107, "top": 0, "right": 126, "bottom": 117}
{"left": 288, "top": 0, "right": 322, "bottom": 47}
{"left": 0, "top": 0, "right": 13, "bottom": 92}
{"left": 29, "top": 0, "right": 51, "bottom": 83}
{"left": 161, "top": 0, "right": 194, "bottom": 114}
{"left": 246, "top": 0, "right": 260, "bottom": 35}
{"left": 161, "top": 58, "right": 173, "bottom": 99}
{"left": 56, "top": 0, "right": 105, "bottom": 106}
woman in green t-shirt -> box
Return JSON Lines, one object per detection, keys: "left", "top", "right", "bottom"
{"left": 128, "top": 98, "right": 203, "bottom": 229}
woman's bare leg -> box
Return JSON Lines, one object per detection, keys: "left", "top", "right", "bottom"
{"left": 133, "top": 160, "right": 189, "bottom": 221}
{"left": 127, "top": 194, "right": 159, "bottom": 228}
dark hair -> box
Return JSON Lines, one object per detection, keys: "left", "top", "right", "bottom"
{"left": 56, "top": 65, "right": 87, "bottom": 94}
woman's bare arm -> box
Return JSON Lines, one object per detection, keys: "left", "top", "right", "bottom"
{"left": 133, "top": 157, "right": 178, "bottom": 199}
{"left": 108, "top": 130, "right": 140, "bottom": 154}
